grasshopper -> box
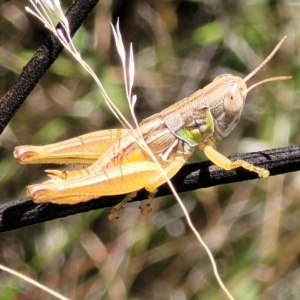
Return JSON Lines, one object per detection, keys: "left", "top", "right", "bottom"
{"left": 14, "top": 37, "right": 291, "bottom": 219}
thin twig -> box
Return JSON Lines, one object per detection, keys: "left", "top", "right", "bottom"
{"left": 0, "top": 145, "right": 299, "bottom": 233}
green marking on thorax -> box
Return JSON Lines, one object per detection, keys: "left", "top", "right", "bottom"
{"left": 176, "top": 109, "right": 214, "bottom": 146}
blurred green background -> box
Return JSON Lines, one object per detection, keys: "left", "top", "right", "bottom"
{"left": 0, "top": 0, "right": 300, "bottom": 299}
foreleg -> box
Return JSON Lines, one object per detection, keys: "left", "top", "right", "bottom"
{"left": 200, "top": 143, "right": 270, "bottom": 178}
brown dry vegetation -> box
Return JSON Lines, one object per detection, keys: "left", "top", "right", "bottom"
{"left": 0, "top": 1, "right": 300, "bottom": 299}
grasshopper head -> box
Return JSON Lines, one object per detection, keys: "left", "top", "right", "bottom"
{"left": 213, "top": 37, "right": 291, "bottom": 139}
{"left": 211, "top": 75, "right": 247, "bottom": 139}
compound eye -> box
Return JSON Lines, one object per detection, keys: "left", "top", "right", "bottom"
{"left": 223, "top": 85, "right": 244, "bottom": 116}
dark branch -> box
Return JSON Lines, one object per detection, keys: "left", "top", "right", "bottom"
{"left": 0, "top": 145, "right": 299, "bottom": 233}
{"left": 0, "top": 0, "right": 99, "bottom": 134}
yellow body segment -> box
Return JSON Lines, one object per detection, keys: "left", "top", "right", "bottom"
{"left": 16, "top": 119, "right": 193, "bottom": 210}
{"left": 14, "top": 129, "right": 128, "bottom": 165}
{"left": 28, "top": 162, "right": 162, "bottom": 204}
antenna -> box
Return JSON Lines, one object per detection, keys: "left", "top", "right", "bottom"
{"left": 244, "top": 36, "right": 287, "bottom": 82}
{"left": 244, "top": 76, "right": 291, "bottom": 95}
{"left": 242, "top": 37, "right": 291, "bottom": 95}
